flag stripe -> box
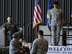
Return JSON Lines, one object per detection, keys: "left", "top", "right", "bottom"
{"left": 37, "top": 5, "right": 41, "bottom": 14}
{"left": 34, "top": 8, "right": 40, "bottom": 21}
{"left": 34, "top": 5, "right": 42, "bottom": 21}
{"left": 33, "top": 0, "right": 42, "bottom": 28}
{"left": 37, "top": 5, "right": 42, "bottom": 20}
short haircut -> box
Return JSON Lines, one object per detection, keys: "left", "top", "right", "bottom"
{"left": 7, "top": 16, "right": 13, "bottom": 21}
{"left": 12, "top": 32, "right": 20, "bottom": 38}
{"left": 53, "top": 1, "right": 59, "bottom": 5}
{"left": 38, "top": 30, "right": 43, "bottom": 36}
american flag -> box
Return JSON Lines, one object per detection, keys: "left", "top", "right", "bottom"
{"left": 33, "top": 0, "right": 42, "bottom": 28}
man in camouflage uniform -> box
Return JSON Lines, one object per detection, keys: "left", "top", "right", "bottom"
{"left": 9, "top": 32, "right": 23, "bottom": 54}
{"left": 2, "top": 16, "right": 22, "bottom": 46}
{"left": 30, "top": 30, "right": 48, "bottom": 54}
{"left": 47, "top": 1, "right": 64, "bottom": 46}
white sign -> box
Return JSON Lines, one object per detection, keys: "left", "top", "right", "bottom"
{"left": 47, "top": 46, "right": 72, "bottom": 54}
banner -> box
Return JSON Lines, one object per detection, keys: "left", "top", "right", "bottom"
{"left": 47, "top": 46, "right": 72, "bottom": 54}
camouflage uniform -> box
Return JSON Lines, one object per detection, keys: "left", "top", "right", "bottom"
{"left": 9, "top": 39, "right": 21, "bottom": 54}
{"left": 2, "top": 23, "right": 19, "bottom": 46}
{"left": 30, "top": 38, "right": 48, "bottom": 54}
{"left": 47, "top": 8, "right": 63, "bottom": 46}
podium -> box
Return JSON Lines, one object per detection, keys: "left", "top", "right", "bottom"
{"left": 0, "top": 29, "right": 5, "bottom": 47}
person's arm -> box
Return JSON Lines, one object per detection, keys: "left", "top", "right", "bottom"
{"left": 30, "top": 40, "right": 37, "bottom": 54}
{"left": 60, "top": 10, "right": 64, "bottom": 29}
{"left": 16, "top": 24, "right": 22, "bottom": 31}
{"left": 2, "top": 28, "right": 6, "bottom": 32}
{"left": 47, "top": 10, "right": 51, "bottom": 24}
{"left": 19, "top": 27, "right": 22, "bottom": 30}
{"left": 2, "top": 24, "right": 6, "bottom": 33}
{"left": 10, "top": 40, "right": 22, "bottom": 53}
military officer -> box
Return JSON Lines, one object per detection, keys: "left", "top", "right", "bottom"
{"left": 47, "top": 1, "right": 64, "bottom": 46}
{"left": 2, "top": 16, "right": 22, "bottom": 46}
{"left": 9, "top": 32, "right": 23, "bottom": 54}
{"left": 30, "top": 30, "right": 48, "bottom": 54}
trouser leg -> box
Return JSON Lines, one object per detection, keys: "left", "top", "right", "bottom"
{"left": 51, "top": 26, "right": 56, "bottom": 46}
{"left": 56, "top": 25, "right": 61, "bottom": 45}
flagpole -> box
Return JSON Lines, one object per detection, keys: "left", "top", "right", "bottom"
{"left": 36, "top": 25, "right": 38, "bottom": 38}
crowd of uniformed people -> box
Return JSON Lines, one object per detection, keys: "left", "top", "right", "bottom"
{"left": 2, "top": 16, "right": 48, "bottom": 54}
{"left": 1, "top": 1, "right": 64, "bottom": 54}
